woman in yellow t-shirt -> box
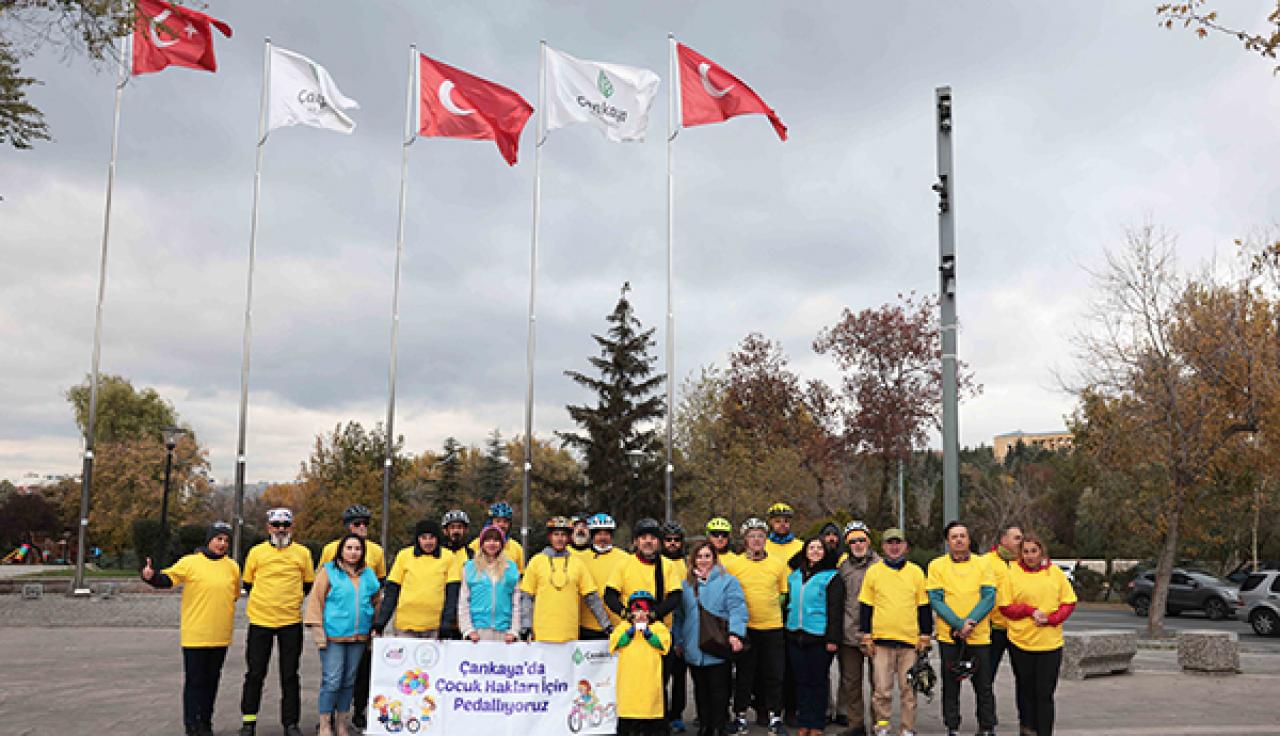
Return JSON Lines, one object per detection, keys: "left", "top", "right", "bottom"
{"left": 997, "top": 533, "right": 1077, "bottom": 736}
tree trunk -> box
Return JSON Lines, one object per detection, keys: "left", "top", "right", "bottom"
{"left": 1146, "top": 496, "right": 1181, "bottom": 638}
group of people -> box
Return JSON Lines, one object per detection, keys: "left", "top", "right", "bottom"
{"left": 142, "top": 500, "right": 1075, "bottom": 736}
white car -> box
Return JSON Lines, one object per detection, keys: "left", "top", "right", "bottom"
{"left": 1240, "top": 570, "right": 1280, "bottom": 637}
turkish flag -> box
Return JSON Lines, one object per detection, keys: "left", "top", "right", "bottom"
{"left": 418, "top": 54, "right": 534, "bottom": 166}
{"left": 677, "top": 43, "right": 786, "bottom": 141}
{"left": 132, "top": 0, "right": 233, "bottom": 76}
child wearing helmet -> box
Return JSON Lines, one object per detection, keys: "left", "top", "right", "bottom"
{"left": 610, "top": 590, "right": 672, "bottom": 735}
{"left": 466, "top": 502, "right": 526, "bottom": 573}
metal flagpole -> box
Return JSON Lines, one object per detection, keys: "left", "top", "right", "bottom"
{"left": 381, "top": 45, "right": 418, "bottom": 552}
{"left": 934, "top": 86, "right": 960, "bottom": 523}
{"left": 73, "top": 34, "right": 130, "bottom": 596}
{"left": 231, "top": 38, "right": 273, "bottom": 562}
{"left": 663, "top": 34, "right": 678, "bottom": 523}
{"left": 521, "top": 41, "right": 547, "bottom": 555}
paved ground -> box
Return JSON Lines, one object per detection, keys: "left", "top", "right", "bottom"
{"left": 3, "top": 618, "right": 1280, "bottom": 736}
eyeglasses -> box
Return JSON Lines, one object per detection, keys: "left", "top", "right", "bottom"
{"left": 349, "top": 520, "right": 369, "bottom": 528}
{"left": 708, "top": 532, "right": 728, "bottom": 538}
{"left": 269, "top": 522, "right": 292, "bottom": 529}
{"left": 664, "top": 537, "right": 682, "bottom": 543}
{"left": 847, "top": 537, "right": 869, "bottom": 544}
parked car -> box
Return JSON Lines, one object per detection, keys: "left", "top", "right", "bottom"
{"left": 1054, "top": 561, "right": 1076, "bottom": 585}
{"left": 1225, "top": 561, "right": 1280, "bottom": 586}
{"left": 1126, "top": 568, "right": 1241, "bottom": 620}
{"left": 1240, "top": 570, "right": 1280, "bottom": 637}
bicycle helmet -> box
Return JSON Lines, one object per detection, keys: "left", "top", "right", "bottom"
{"left": 266, "top": 508, "right": 293, "bottom": 525}
{"left": 843, "top": 520, "right": 869, "bottom": 536}
{"left": 627, "top": 589, "right": 657, "bottom": 609}
{"left": 545, "top": 516, "right": 573, "bottom": 531}
{"left": 705, "top": 517, "right": 732, "bottom": 534}
{"left": 633, "top": 517, "right": 662, "bottom": 539}
{"left": 907, "top": 651, "right": 937, "bottom": 703}
{"left": 660, "top": 521, "right": 684, "bottom": 539}
{"left": 342, "top": 504, "right": 372, "bottom": 525}
{"left": 587, "top": 513, "right": 616, "bottom": 531}
{"left": 441, "top": 509, "right": 470, "bottom": 527}
{"left": 489, "top": 501, "right": 514, "bottom": 519}
{"left": 766, "top": 502, "right": 794, "bottom": 518}
{"left": 948, "top": 640, "right": 977, "bottom": 681}
{"left": 740, "top": 517, "right": 768, "bottom": 535}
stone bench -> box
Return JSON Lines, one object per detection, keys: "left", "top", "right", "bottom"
{"left": 1177, "top": 629, "right": 1239, "bottom": 675}
{"left": 1062, "top": 629, "right": 1137, "bottom": 680}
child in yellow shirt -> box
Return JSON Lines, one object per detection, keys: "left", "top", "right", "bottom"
{"left": 610, "top": 590, "right": 671, "bottom": 736}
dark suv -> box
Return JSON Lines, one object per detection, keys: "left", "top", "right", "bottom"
{"left": 1126, "top": 568, "right": 1241, "bottom": 620}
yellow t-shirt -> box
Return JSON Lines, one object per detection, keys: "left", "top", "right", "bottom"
{"left": 520, "top": 552, "right": 597, "bottom": 642}
{"left": 765, "top": 537, "right": 804, "bottom": 565}
{"left": 579, "top": 547, "right": 627, "bottom": 631}
{"left": 610, "top": 621, "right": 671, "bottom": 719}
{"left": 318, "top": 538, "right": 387, "bottom": 579}
{"left": 723, "top": 553, "right": 789, "bottom": 630}
{"left": 999, "top": 563, "right": 1078, "bottom": 652}
{"left": 467, "top": 537, "right": 526, "bottom": 573}
{"left": 163, "top": 552, "right": 241, "bottom": 647}
{"left": 926, "top": 554, "right": 997, "bottom": 645}
{"left": 858, "top": 560, "right": 928, "bottom": 645}
{"left": 983, "top": 551, "right": 1014, "bottom": 630}
{"left": 387, "top": 547, "right": 463, "bottom": 632}
{"left": 242, "top": 541, "right": 315, "bottom": 628}
{"left": 606, "top": 554, "right": 682, "bottom": 617}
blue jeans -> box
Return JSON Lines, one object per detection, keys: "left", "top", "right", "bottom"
{"left": 318, "top": 641, "right": 365, "bottom": 714}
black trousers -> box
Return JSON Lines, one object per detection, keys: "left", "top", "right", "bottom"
{"left": 734, "top": 627, "right": 784, "bottom": 718}
{"left": 617, "top": 717, "right": 668, "bottom": 735}
{"left": 182, "top": 646, "right": 228, "bottom": 730}
{"left": 938, "top": 641, "right": 996, "bottom": 731}
{"left": 690, "top": 662, "right": 732, "bottom": 736}
{"left": 240, "top": 623, "right": 303, "bottom": 726}
{"left": 786, "top": 638, "right": 834, "bottom": 730}
{"left": 352, "top": 646, "right": 372, "bottom": 722}
{"left": 579, "top": 626, "right": 610, "bottom": 641}
{"left": 1008, "top": 644, "right": 1062, "bottom": 736}
{"left": 664, "top": 650, "right": 688, "bottom": 722}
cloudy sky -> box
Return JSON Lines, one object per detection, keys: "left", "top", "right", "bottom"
{"left": 3, "top": 1, "right": 1279, "bottom": 485}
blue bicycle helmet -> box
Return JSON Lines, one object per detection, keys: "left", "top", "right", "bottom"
{"left": 587, "top": 513, "right": 616, "bottom": 531}
{"left": 489, "top": 501, "right": 514, "bottom": 520}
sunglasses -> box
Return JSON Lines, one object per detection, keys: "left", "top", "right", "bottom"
{"left": 664, "top": 537, "right": 682, "bottom": 543}
{"left": 848, "top": 537, "right": 869, "bottom": 544}
{"left": 349, "top": 520, "right": 369, "bottom": 528}
{"left": 708, "top": 532, "right": 728, "bottom": 538}
{"left": 269, "top": 522, "right": 292, "bottom": 529}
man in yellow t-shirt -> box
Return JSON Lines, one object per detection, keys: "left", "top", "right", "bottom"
{"left": 723, "top": 517, "right": 790, "bottom": 736}
{"left": 466, "top": 501, "right": 526, "bottom": 573}
{"left": 926, "top": 521, "right": 997, "bottom": 736}
{"left": 764, "top": 502, "right": 803, "bottom": 564}
{"left": 604, "top": 518, "right": 683, "bottom": 625}
{"left": 659, "top": 521, "right": 690, "bottom": 730}
{"left": 142, "top": 521, "right": 241, "bottom": 735}
{"left": 578, "top": 513, "right": 627, "bottom": 640}
{"left": 705, "top": 517, "right": 737, "bottom": 563}
{"left": 982, "top": 523, "right": 1022, "bottom": 678}
{"left": 519, "top": 516, "right": 611, "bottom": 642}
{"left": 315, "top": 504, "right": 386, "bottom": 731}
{"left": 610, "top": 591, "right": 672, "bottom": 734}
{"left": 375, "top": 519, "right": 461, "bottom": 638}
{"left": 238, "top": 509, "right": 314, "bottom": 736}
{"left": 857, "top": 528, "right": 932, "bottom": 736}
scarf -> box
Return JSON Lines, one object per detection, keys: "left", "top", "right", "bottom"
{"left": 768, "top": 531, "right": 795, "bottom": 545}
{"left": 883, "top": 555, "right": 907, "bottom": 571}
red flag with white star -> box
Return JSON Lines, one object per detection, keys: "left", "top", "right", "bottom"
{"left": 132, "top": 0, "right": 233, "bottom": 76}
{"left": 677, "top": 43, "right": 786, "bottom": 141}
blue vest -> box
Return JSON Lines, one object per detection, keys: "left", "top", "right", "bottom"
{"left": 786, "top": 568, "right": 837, "bottom": 636}
{"left": 322, "top": 562, "right": 379, "bottom": 638}
{"left": 464, "top": 558, "right": 519, "bottom": 631}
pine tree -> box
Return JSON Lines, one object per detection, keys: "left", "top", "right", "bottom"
{"left": 558, "top": 283, "right": 666, "bottom": 529}
{"left": 436, "top": 437, "right": 463, "bottom": 514}
{"left": 477, "top": 428, "right": 511, "bottom": 504}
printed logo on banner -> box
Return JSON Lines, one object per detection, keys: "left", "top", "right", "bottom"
{"left": 414, "top": 641, "right": 441, "bottom": 668}
{"left": 382, "top": 644, "right": 407, "bottom": 667}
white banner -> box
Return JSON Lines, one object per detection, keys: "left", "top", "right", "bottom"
{"left": 544, "top": 45, "right": 660, "bottom": 143}
{"left": 268, "top": 46, "right": 360, "bottom": 134}
{"left": 366, "top": 638, "right": 618, "bottom": 735}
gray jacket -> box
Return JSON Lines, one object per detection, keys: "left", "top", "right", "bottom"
{"left": 838, "top": 551, "right": 880, "bottom": 646}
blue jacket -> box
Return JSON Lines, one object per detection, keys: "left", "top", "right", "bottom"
{"left": 321, "top": 561, "right": 380, "bottom": 639}
{"left": 463, "top": 558, "right": 520, "bottom": 632}
{"left": 672, "top": 565, "right": 749, "bottom": 667}
{"left": 786, "top": 567, "right": 839, "bottom": 637}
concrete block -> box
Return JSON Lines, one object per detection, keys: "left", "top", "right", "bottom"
{"left": 21, "top": 584, "right": 43, "bottom": 600}
{"left": 1062, "top": 629, "right": 1137, "bottom": 680}
{"left": 1177, "top": 629, "right": 1239, "bottom": 674}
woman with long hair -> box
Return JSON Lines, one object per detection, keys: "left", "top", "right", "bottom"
{"left": 784, "top": 536, "right": 845, "bottom": 736}
{"left": 997, "top": 533, "right": 1077, "bottom": 736}
{"left": 672, "top": 540, "right": 748, "bottom": 736}
{"left": 459, "top": 524, "right": 522, "bottom": 642}
{"left": 305, "top": 533, "right": 381, "bottom": 736}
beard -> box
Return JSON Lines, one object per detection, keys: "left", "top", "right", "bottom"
{"left": 572, "top": 530, "right": 590, "bottom": 547}
{"left": 269, "top": 531, "right": 292, "bottom": 548}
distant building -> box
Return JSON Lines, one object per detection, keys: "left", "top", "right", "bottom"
{"left": 13, "top": 472, "right": 76, "bottom": 494}
{"left": 993, "top": 430, "right": 1072, "bottom": 461}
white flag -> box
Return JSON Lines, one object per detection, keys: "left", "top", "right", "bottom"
{"left": 268, "top": 47, "right": 359, "bottom": 134}
{"left": 544, "top": 46, "right": 660, "bottom": 143}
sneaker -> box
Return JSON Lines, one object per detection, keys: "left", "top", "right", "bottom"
{"left": 727, "top": 715, "right": 748, "bottom": 735}
{"left": 239, "top": 722, "right": 256, "bottom": 736}
{"left": 769, "top": 716, "right": 788, "bottom": 736}
{"left": 873, "top": 722, "right": 892, "bottom": 736}
{"left": 975, "top": 731, "right": 997, "bottom": 736}
{"left": 670, "top": 719, "right": 687, "bottom": 733}
{"left": 284, "top": 725, "right": 304, "bottom": 736}
{"left": 834, "top": 714, "right": 850, "bottom": 727}
{"left": 947, "top": 731, "right": 959, "bottom": 736}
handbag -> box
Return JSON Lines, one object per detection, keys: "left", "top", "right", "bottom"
{"left": 693, "top": 578, "right": 735, "bottom": 659}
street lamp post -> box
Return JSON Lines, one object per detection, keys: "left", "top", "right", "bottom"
{"left": 158, "top": 426, "right": 184, "bottom": 567}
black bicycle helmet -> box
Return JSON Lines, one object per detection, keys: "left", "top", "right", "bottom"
{"left": 632, "top": 517, "right": 662, "bottom": 539}
{"left": 660, "top": 521, "right": 684, "bottom": 539}
{"left": 342, "top": 504, "right": 372, "bottom": 525}
{"left": 907, "top": 651, "right": 937, "bottom": 703}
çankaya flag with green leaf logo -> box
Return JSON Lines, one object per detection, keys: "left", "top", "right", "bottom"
{"left": 268, "top": 47, "right": 359, "bottom": 134}
{"left": 544, "top": 46, "right": 660, "bottom": 143}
